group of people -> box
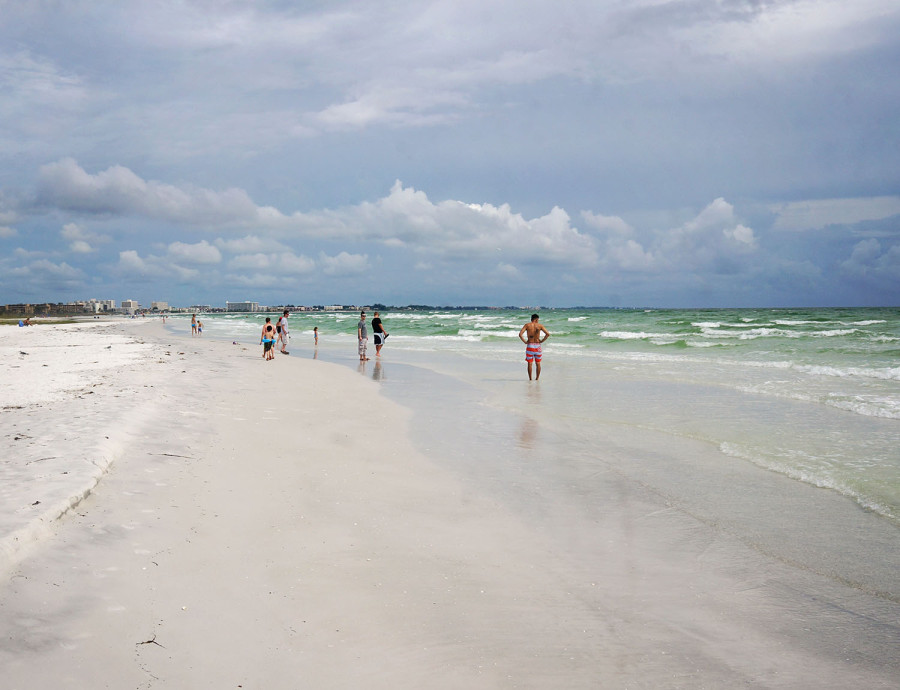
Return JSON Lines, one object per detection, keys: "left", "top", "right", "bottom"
{"left": 356, "top": 311, "right": 389, "bottom": 361}
{"left": 260, "top": 310, "right": 292, "bottom": 360}
{"left": 191, "top": 314, "right": 203, "bottom": 336}
{"left": 255, "top": 309, "right": 550, "bottom": 380}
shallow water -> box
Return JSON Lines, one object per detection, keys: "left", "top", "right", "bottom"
{"left": 179, "top": 307, "right": 900, "bottom": 526}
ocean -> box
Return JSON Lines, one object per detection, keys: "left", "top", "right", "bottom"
{"left": 176, "top": 307, "right": 900, "bottom": 531}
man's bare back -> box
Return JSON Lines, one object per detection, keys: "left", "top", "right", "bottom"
{"left": 518, "top": 314, "right": 550, "bottom": 380}
{"left": 521, "top": 321, "right": 546, "bottom": 342}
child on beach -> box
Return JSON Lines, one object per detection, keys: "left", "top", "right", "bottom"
{"left": 314, "top": 326, "right": 318, "bottom": 346}
{"left": 261, "top": 317, "right": 276, "bottom": 361}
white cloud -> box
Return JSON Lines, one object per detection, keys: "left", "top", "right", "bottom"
{"left": 215, "top": 234, "right": 289, "bottom": 254}
{"left": 167, "top": 240, "right": 222, "bottom": 265}
{"left": 0, "top": 226, "right": 16, "bottom": 238}
{"left": 608, "top": 238, "right": 656, "bottom": 272}
{"left": 581, "top": 211, "right": 633, "bottom": 236}
{"left": 582, "top": 209, "right": 656, "bottom": 271}
{"left": 341, "top": 181, "right": 599, "bottom": 267}
{"left": 116, "top": 248, "right": 200, "bottom": 281}
{"left": 685, "top": 0, "right": 900, "bottom": 65}
{"left": 34, "top": 162, "right": 601, "bottom": 270}
{"left": 318, "top": 251, "right": 368, "bottom": 276}
{"left": 60, "top": 221, "right": 109, "bottom": 253}
{"left": 840, "top": 239, "right": 900, "bottom": 281}
{"left": 9, "top": 258, "right": 84, "bottom": 284}
{"left": 581, "top": 197, "right": 760, "bottom": 276}
{"left": 13, "top": 247, "right": 44, "bottom": 259}
{"left": 771, "top": 196, "right": 900, "bottom": 231}
{"left": 37, "top": 158, "right": 276, "bottom": 227}
{"left": 228, "top": 253, "right": 272, "bottom": 271}
{"left": 657, "top": 198, "right": 758, "bottom": 270}
{"left": 229, "top": 251, "right": 315, "bottom": 276}
{"left": 495, "top": 262, "right": 520, "bottom": 279}
{"left": 724, "top": 224, "right": 757, "bottom": 247}
{"left": 117, "top": 249, "right": 159, "bottom": 276}
{"left": 30, "top": 159, "right": 772, "bottom": 284}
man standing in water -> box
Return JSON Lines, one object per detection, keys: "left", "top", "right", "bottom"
{"left": 372, "top": 311, "right": 389, "bottom": 356}
{"left": 357, "top": 311, "right": 369, "bottom": 361}
{"left": 277, "top": 309, "right": 290, "bottom": 354}
{"left": 518, "top": 313, "right": 550, "bottom": 381}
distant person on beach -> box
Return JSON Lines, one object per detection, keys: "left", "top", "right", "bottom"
{"left": 518, "top": 313, "right": 550, "bottom": 381}
{"left": 313, "top": 326, "right": 319, "bottom": 346}
{"left": 197, "top": 320, "right": 203, "bottom": 335}
{"left": 260, "top": 317, "right": 276, "bottom": 361}
{"left": 372, "top": 311, "right": 389, "bottom": 356}
{"left": 357, "top": 311, "right": 369, "bottom": 361}
{"left": 277, "top": 310, "right": 290, "bottom": 354}
{"left": 191, "top": 314, "right": 197, "bottom": 336}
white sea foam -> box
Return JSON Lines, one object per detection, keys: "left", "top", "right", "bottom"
{"left": 694, "top": 321, "right": 762, "bottom": 329}
{"left": 814, "top": 329, "right": 859, "bottom": 337}
{"left": 826, "top": 394, "right": 900, "bottom": 419}
{"left": 600, "top": 330, "right": 672, "bottom": 340}
{"left": 773, "top": 319, "right": 821, "bottom": 326}
{"left": 719, "top": 442, "right": 896, "bottom": 521}
{"left": 699, "top": 326, "right": 796, "bottom": 340}
{"left": 793, "top": 364, "right": 900, "bottom": 381}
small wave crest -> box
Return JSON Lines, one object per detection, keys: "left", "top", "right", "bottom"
{"left": 793, "top": 363, "right": 900, "bottom": 381}
{"left": 719, "top": 442, "right": 897, "bottom": 523}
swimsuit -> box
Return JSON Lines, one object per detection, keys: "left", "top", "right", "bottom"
{"left": 525, "top": 342, "right": 542, "bottom": 362}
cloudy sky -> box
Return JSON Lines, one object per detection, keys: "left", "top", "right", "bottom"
{"left": 1, "top": 0, "right": 898, "bottom": 308}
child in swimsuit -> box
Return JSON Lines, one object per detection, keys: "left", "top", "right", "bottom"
{"left": 260, "top": 318, "right": 276, "bottom": 360}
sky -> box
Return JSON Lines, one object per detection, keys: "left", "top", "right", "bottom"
{"left": 1, "top": 0, "right": 899, "bottom": 308}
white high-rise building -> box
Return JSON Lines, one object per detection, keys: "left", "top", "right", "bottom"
{"left": 226, "top": 301, "right": 259, "bottom": 312}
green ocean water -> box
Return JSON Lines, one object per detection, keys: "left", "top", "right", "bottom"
{"left": 178, "top": 307, "right": 900, "bottom": 523}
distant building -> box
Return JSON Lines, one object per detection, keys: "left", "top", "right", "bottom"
{"left": 91, "top": 299, "right": 117, "bottom": 312}
{"left": 150, "top": 301, "right": 169, "bottom": 311}
{"left": 226, "top": 301, "right": 259, "bottom": 312}
{"left": 121, "top": 299, "right": 139, "bottom": 315}
{"left": 189, "top": 305, "right": 212, "bottom": 313}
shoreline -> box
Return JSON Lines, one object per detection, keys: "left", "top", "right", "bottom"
{"left": 1, "top": 321, "right": 898, "bottom": 687}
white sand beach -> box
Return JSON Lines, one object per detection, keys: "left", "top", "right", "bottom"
{"left": 1, "top": 320, "right": 898, "bottom": 688}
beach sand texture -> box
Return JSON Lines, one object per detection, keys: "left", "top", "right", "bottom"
{"left": 1, "top": 320, "right": 898, "bottom": 688}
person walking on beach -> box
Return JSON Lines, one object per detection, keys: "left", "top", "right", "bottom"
{"left": 260, "top": 317, "right": 276, "bottom": 361}
{"left": 191, "top": 314, "right": 197, "bottom": 336}
{"left": 518, "top": 313, "right": 550, "bottom": 381}
{"left": 313, "top": 326, "right": 319, "bottom": 346}
{"left": 277, "top": 310, "right": 290, "bottom": 354}
{"left": 357, "top": 311, "right": 369, "bottom": 361}
{"left": 372, "top": 311, "right": 389, "bottom": 356}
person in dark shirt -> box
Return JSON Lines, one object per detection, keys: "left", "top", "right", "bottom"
{"left": 372, "top": 311, "right": 389, "bottom": 356}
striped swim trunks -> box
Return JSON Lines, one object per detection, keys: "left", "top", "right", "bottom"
{"left": 525, "top": 342, "right": 542, "bottom": 362}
